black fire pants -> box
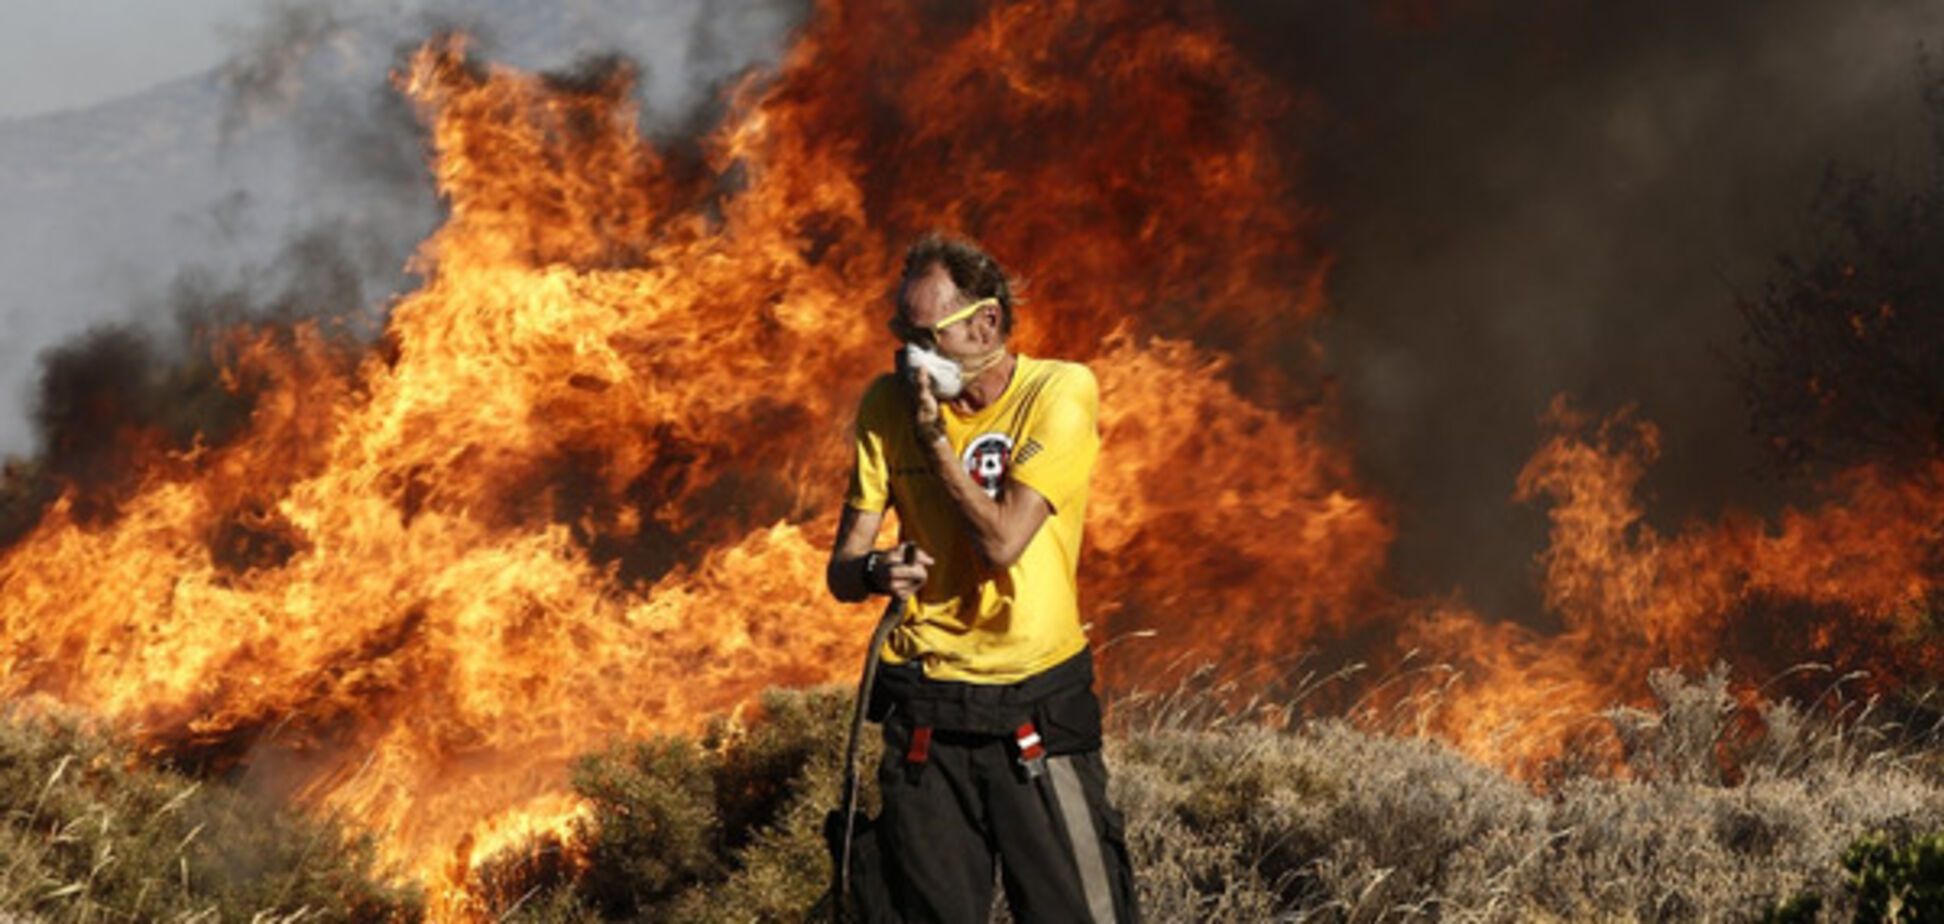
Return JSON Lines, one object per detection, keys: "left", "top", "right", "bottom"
{"left": 864, "top": 721, "right": 1140, "bottom": 924}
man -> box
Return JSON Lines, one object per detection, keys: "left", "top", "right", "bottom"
{"left": 826, "top": 233, "right": 1138, "bottom": 923}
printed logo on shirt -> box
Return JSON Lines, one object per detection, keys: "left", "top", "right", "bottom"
{"left": 961, "top": 432, "right": 1014, "bottom": 499}
{"left": 1012, "top": 437, "right": 1043, "bottom": 467}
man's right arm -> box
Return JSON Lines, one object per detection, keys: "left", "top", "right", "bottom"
{"left": 827, "top": 505, "right": 885, "bottom": 603}
{"left": 826, "top": 505, "right": 934, "bottom": 603}
{"left": 832, "top": 378, "right": 932, "bottom": 602}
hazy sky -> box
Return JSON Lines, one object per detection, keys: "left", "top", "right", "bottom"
{"left": 0, "top": 0, "right": 259, "bottom": 120}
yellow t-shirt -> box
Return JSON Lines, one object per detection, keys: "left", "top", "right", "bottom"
{"left": 846, "top": 355, "right": 1100, "bottom": 684}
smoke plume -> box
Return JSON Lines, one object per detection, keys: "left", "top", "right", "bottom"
{"left": 1219, "top": 0, "right": 1944, "bottom": 617}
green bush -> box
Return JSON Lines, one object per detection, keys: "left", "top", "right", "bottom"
{"left": 1845, "top": 831, "right": 1944, "bottom": 923}
{"left": 0, "top": 710, "right": 421, "bottom": 921}
{"left": 501, "top": 687, "right": 865, "bottom": 922}
{"left": 571, "top": 738, "right": 724, "bottom": 915}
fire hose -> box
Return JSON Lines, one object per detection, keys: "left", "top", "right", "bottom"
{"left": 832, "top": 546, "right": 914, "bottom": 921}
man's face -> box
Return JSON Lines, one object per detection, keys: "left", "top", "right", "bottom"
{"left": 894, "top": 264, "right": 996, "bottom": 358}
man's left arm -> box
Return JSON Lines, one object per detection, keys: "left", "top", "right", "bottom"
{"left": 919, "top": 366, "right": 1100, "bottom": 567}
{"left": 924, "top": 435, "right": 1052, "bottom": 567}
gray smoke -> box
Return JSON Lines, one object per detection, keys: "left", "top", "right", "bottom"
{"left": 1219, "top": 0, "right": 1944, "bottom": 619}
{"left": 0, "top": 0, "right": 806, "bottom": 459}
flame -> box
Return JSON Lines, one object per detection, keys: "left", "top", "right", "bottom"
{"left": 0, "top": 0, "right": 1387, "bottom": 912}
{"left": 1408, "top": 397, "right": 1944, "bottom": 774}
{"left": 2, "top": 0, "right": 1939, "bottom": 914}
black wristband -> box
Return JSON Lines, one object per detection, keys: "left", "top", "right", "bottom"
{"left": 861, "top": 549, "right": 887, "bottom": 594}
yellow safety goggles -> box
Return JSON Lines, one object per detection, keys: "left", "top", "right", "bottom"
{"left": 888, "top": 297, "right": 997, "bottom": 345}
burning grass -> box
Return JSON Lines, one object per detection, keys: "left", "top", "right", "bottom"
{"left": 10, "top": 665, "right": 1930, "bottom": 922}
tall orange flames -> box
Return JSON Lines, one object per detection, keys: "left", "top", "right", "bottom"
{"left": 1409, "top": 399, "right": 1944, "bottom": 773}
{"left": 0, "top": 0, "right": 1939, "bottom": 916}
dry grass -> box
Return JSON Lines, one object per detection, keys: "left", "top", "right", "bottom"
{"left": 478, "top": 663, "right": 1944, "bottom": 922}
{"left": 1111, "top": 663, "right": 1944, "bottom": 922}
{"left": 2, "top": 666, "right": 1939, "bottom": 922}
{"left": 0, "top": 707, "right": 419, "bottom": 922}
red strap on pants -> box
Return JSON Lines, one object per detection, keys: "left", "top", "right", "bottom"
{"left": 906, "top": 725, "right": 933, "bottom": 764}
{"left": 1014, "top": 721, "right": 1047, "bottom": 779}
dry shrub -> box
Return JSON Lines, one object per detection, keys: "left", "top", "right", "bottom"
{"left": 500, "top": 687, "right": 867, "bottom": 922}
{"left": 1109, "top": 706, "right": 1551, "bottom": 920}
{"left": 570, "top": 738, "right": 724, "bottom": 915}
{"left": 505, "top": 666, "right": 1944, "bottom": 922}
{"left": 0, "top": 708, "right": 419, "bottom": 921}
{"left": 5, "top": 666, "right": 1939, "bottom": 922}
{"left": 1108, "top": 662, "right": 1944, "bottom": 921}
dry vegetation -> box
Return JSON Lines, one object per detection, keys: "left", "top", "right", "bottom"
{"left": 2, "top": 666, "right": 1941, "bottom": 922}
{"left": 0, "top": 708, "right": 419, "bottom": 921}
{"left": 405, "top": 664, "right": 1944, "bottom": 922}
{"left": 1096, "top": 664, "right": 1944, "bottom": 922}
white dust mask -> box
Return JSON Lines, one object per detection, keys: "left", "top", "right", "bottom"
{"left": 903, "top": 343, "right": 966, "bottom": 399}
{"left": 895, "top": 297, "right": 1007, "bottom": 400}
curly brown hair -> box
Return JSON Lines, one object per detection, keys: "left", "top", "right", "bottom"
{"left": 895, "top": 233, "right": 1018, "bottom": 334}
